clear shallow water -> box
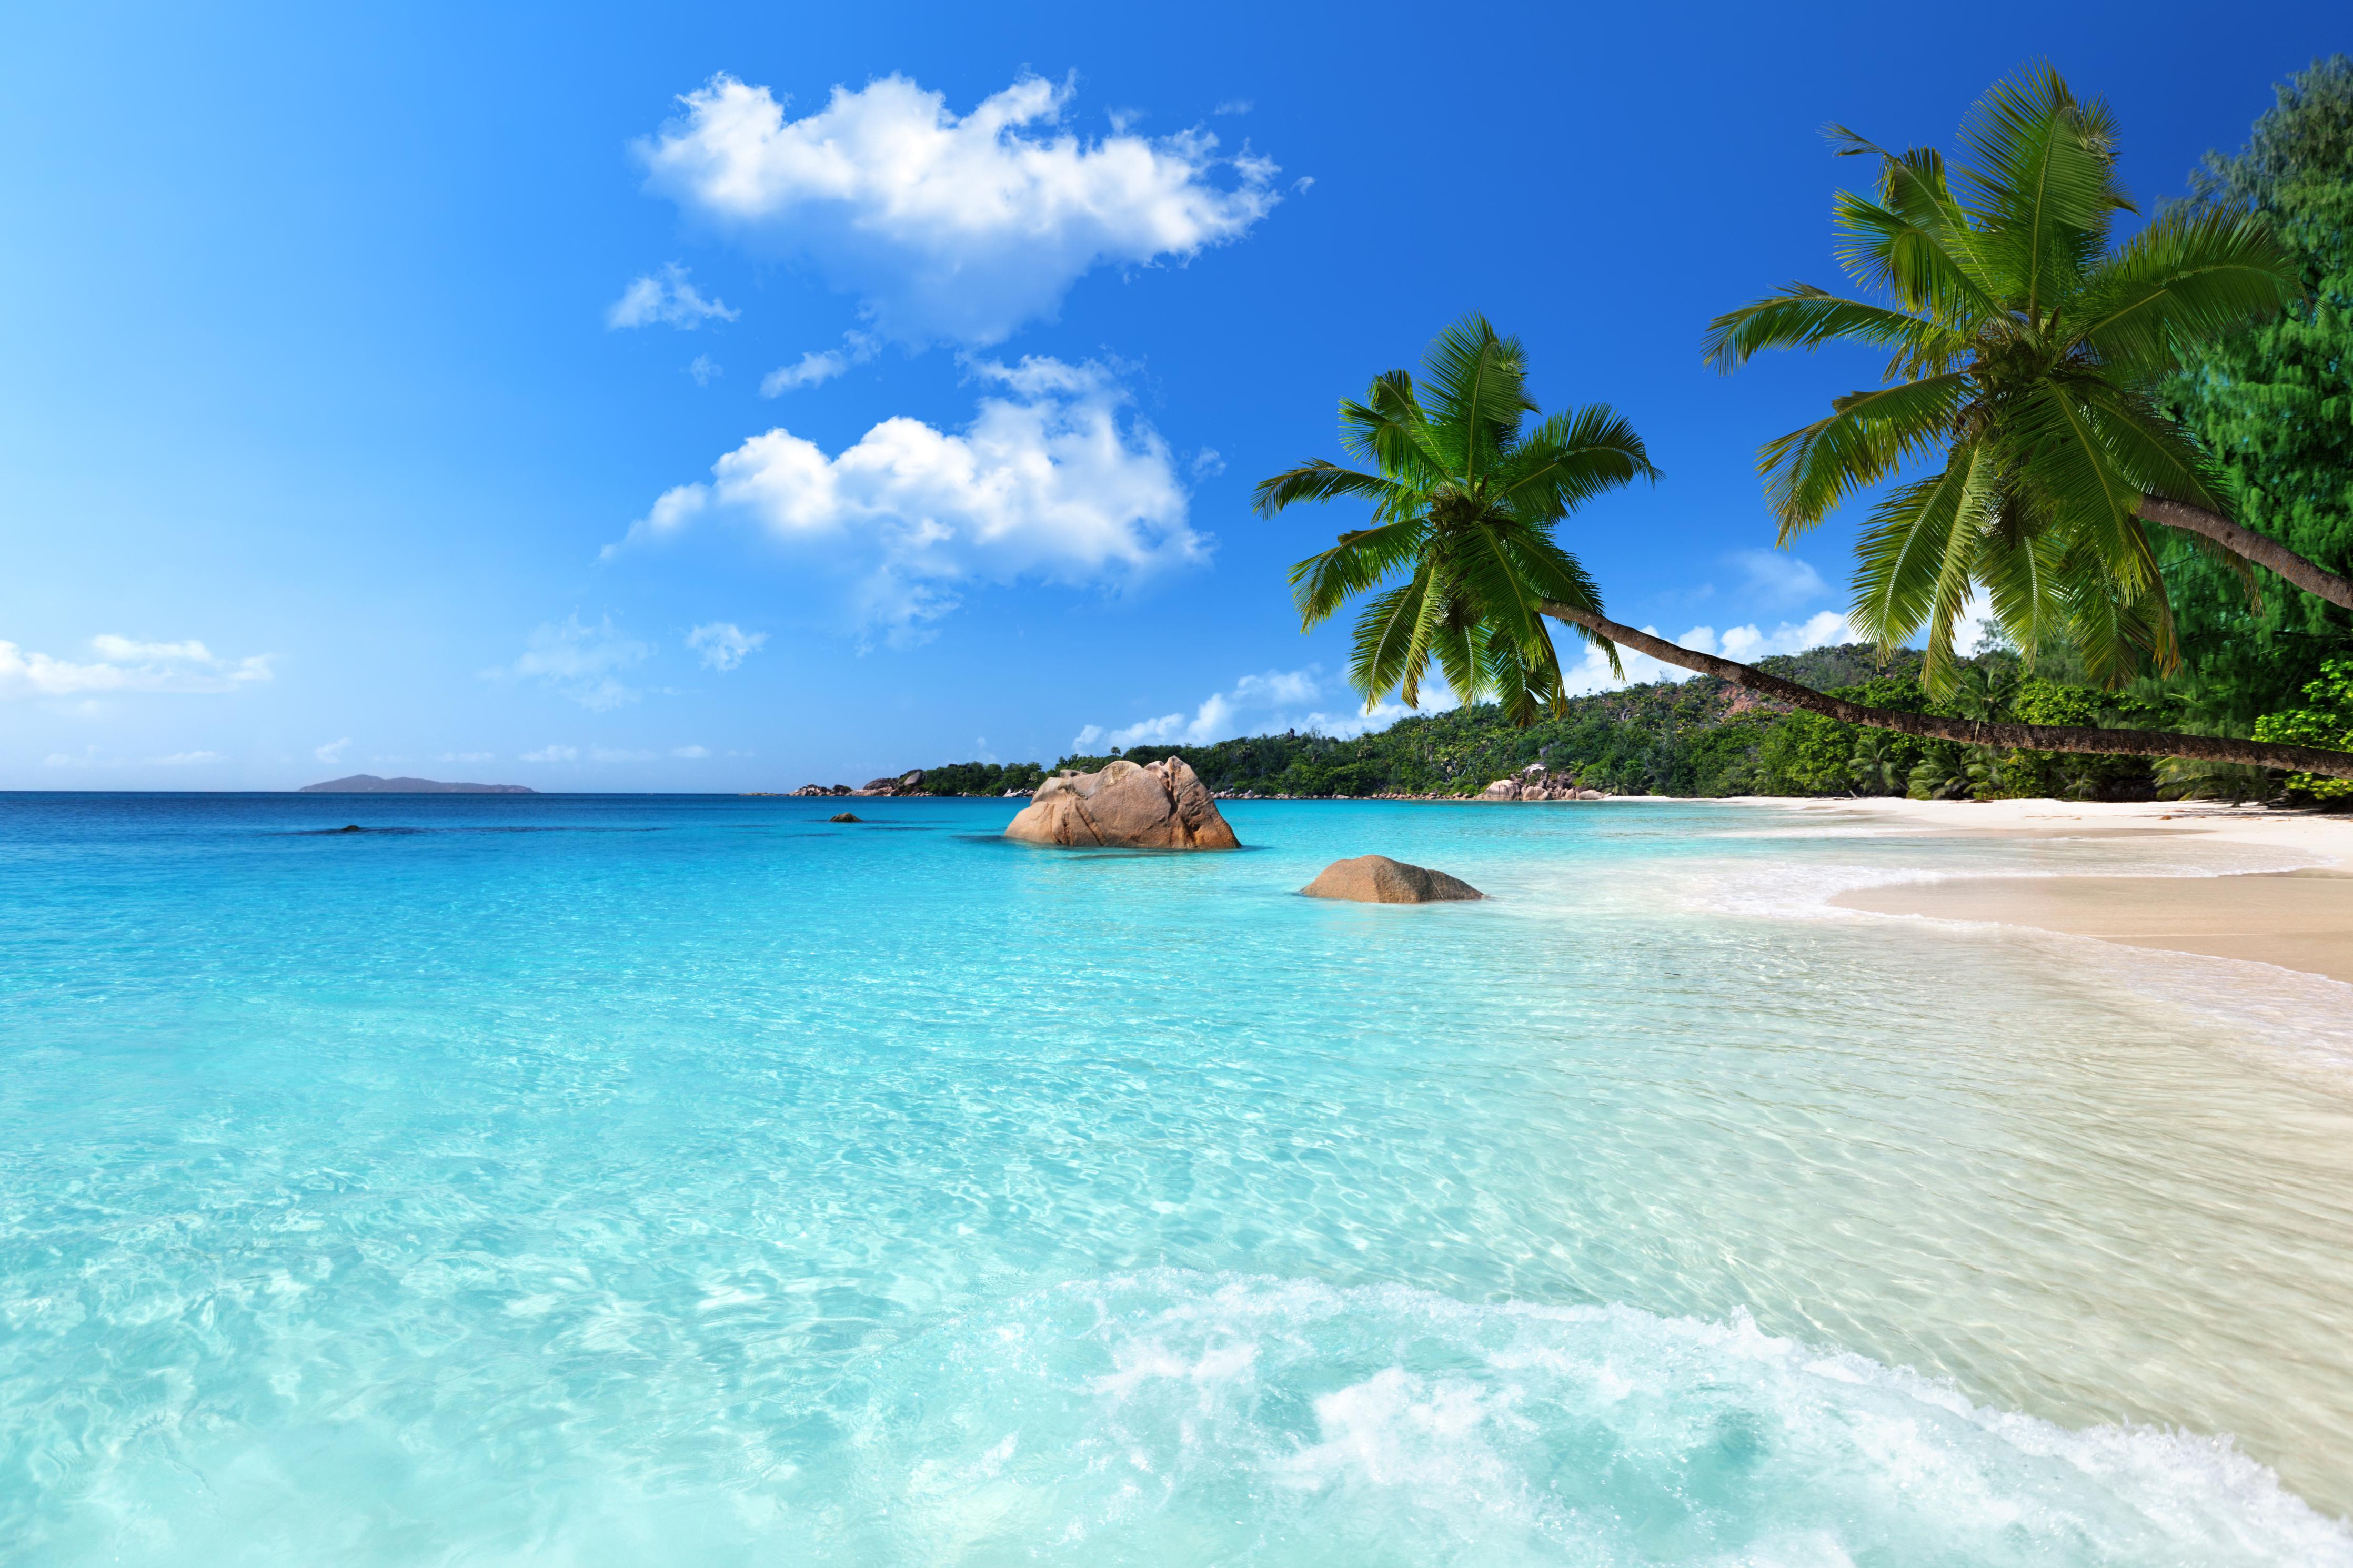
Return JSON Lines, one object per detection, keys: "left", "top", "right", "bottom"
{"left": 3, "top": 792, "right": 2351, "bottom": 1566}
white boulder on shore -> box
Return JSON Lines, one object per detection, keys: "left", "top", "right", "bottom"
{"left": 1004, "top": 757, "right": 1240, "bottom": 849}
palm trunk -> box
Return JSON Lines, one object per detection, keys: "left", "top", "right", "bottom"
{"left": 2135, "top": 494, "right": 2353, "bottom": 612}
{"left": 1539, "top": 601, "right": 2353, "bottom": 781}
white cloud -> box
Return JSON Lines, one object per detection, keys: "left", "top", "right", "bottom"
{"left": 148, "top": 751, "right": 220, "bottom": 766}
{"left": 636, "top": 72, "right": 1281, "bottom": 345}
{"left": 672, "top": 745, "right": 710, "bottom": 758}
{"left": 1072, "top": 666, "right": 1448, "bottom": 753}
{"left": 606, "top": 263, "right": 737, "bottom": 329}
{"left": 484, "top": 615, "right": 651, "bottom": 710}
{"left": 687, "top": 621, "right": 766, "bottom": 671}
{"left": 687, "top": 353, "right": 721, "bottom": 386}
{"left": 761, "top": 331, "right": 879, "bottom": 396}
{"left": 612, "top": 357, "right": 1202, "bottom": 641}
{"left": 0, "top": 634, "right": 273, "bottom": 697}
{"left": 1727, "top": 548, "right": 1831, "bottom": 608}
{"left": 1954, "top": 588, "right": 1998, "bottom": 656}
{"left": 521, "top": 744, "right": 578, "bottom": 763}
{"left": 314, "top": 737, "right": 351, "bottom": 764}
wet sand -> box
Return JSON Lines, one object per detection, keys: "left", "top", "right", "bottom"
{"left": 1834, "top": 867, "right": 2353, "bottom": 983}
{"left": 1776, "top": 798, "right": 2353, "bottom": 983}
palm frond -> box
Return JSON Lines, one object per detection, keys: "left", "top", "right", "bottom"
{"left": 1288, "top": 515, "right": 1432, "bottom": 627}
{"left": 1848, "top": 443, "right": 1990, "bottom": 670}
{"left": 1974, "top": 511, "right": 2070, "bottom": 664}
{"left": 1702, "top": 286, "right": 1967, "bottom": 376}
{"left": 1958, "top": 64, "right": 2125, "bottom": 315}
{"left": 1420, "top": 314, "right": 1532, "bottom": 485}
{"left": 1338, "top": 372, "right": 1451, "bottom": 489}
{"left": 1349, "top": 571, "right": 1431, "bottom": 709}
{"left": 1492, "top": 403, "right": 1659, "bottom": 517}
{"left": 2072, "top": 208, "right": 2300, "bottom": 371}
{"left": 1759, "top": 373, "right": 1970, "bottom": 537}
{"left": 1253, "top": 460, "right": 1403, "bottom": 520}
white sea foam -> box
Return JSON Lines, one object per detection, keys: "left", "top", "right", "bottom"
{"left": 839, "top": 1272, "right": 2353, "bottom": 1567}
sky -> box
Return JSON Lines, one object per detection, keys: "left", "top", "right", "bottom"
{"left": 2, "top": 1, "right": 2343, "bottom": 791}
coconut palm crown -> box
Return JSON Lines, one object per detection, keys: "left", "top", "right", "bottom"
{"left": 1705, "top": 65, "right": 2302, "bottom": 693}
{"left": 1253, "top": 315, "right": 1657, "bottom": 724}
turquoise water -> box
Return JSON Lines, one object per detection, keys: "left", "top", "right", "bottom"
{"left": 4, "top": 792, "right": 2352, "bottom": 1565}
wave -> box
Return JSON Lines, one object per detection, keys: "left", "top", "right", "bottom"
{"left": 829, "top": 1271, "right": 2349, "bottom": 1566}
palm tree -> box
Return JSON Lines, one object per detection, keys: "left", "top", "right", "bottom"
{"left": 1847, "top": 731, "right": 1907, "bottom": 794}
{"left": 1252, "top": 315, "right": 1658, "bottom": 723}
{"left": 1703, "top": 65, "right": 2351, "bottom": 692}
{"left": 1264, "top": 321, "right": 2353, "bottom": 782}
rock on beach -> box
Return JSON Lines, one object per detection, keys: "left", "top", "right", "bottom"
{"left": 1300, "top": 855, "right": 1484, "bottom": 903}
{"left": 1004, "top": 758, "right": 1240, "bottom": 849}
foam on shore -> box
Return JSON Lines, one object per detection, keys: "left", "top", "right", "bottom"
{"left": 834, "top": 1272, "right": 2353, "bottom": 1567}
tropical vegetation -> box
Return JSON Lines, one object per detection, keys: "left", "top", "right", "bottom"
{"left": 1705, "top": 63, "right": 2344, "bottom": 692}
{"left": 2157, "top": 56, "right": 2353, "bottom": 725}
{"left": 1251, "top": 313, "right": 1654, "bottom": 724}
{"left": 1248, "top": 65, "right": 2353, "bottom": 784}
{"left": 917, "top": 58, "right": 2353, "bottom": 803}
{"left": 910, "top": 644, "right": 2225, "bottom": 802}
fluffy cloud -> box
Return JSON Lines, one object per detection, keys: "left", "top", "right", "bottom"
{"left": 762, "top": 331, "right": 878, "bottom": 396}
{"left": 606, "top": 264, "right": 737, "bottom": 329}
{"left": 1560, "top": 610, "right": 1855, "bottom": 695}
{"left": 672, "top": 744, "right": 709, "bottom": 758}
{"left": 520, "top": 744, "right": 578, "bottom": 763}
{"left": 1071, "top": 667, "right": 1446, "bottom": 753}
{"left": 636, "top": 72, "right": 1280, "bottom": 345}
{"left": 612, "top": 357, "right": 1202, "bottom": 641}
{"left": 0, "top": 634, "right": 272, "bottom": 697}
{"left": 484, "top": 616, "right": 651, "bottom": 710}
{"left": 314, "top": 737, "right": 351, "bottom": 764}
{"left": 686, "top": 622, "right": 766, "bottom": 671}
{"left": 148, "top": 751, "right": 222, "bottom": 766}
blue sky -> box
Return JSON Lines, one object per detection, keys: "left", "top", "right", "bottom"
{"left": 3, "top": 1, "right": 2342, "bottom": 790}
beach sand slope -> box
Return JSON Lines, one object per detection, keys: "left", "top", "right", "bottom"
{"left": 1836, "top": 869, "right": 2353, "bottom": 983}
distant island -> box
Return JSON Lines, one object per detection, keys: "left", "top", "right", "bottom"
{"left": 300, "top": 774, "right": 536, "bottom": 794}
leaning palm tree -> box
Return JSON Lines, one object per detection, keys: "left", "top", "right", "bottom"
{"left": 1704, "top": 64, "right": 2351, "bottom": 692}
{"left": 1266, "top": 320, "right": 2353, "bottom": 782}
{"left": 1252, "top": 315, "right": 1658, "bottom": 723}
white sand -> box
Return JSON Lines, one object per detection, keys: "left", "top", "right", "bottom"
{"left": 1786, "top": 798, "right": 2353, "bottom": 983}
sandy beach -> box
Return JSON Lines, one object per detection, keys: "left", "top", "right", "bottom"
{"left": 1794, "top": 798, "right": 2353, "bottom": 984}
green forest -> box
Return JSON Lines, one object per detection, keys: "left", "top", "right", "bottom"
{"left": 914, "top": 643, "right": 2347, "bottom": 804}
{"left": 920, "top": 59, "right": 2353, "bottom": 808}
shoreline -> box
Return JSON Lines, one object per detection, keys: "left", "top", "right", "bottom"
{"left": 1779, "top": 798, "right": 2353, "bottom": 986}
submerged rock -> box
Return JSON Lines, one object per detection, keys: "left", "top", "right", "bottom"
{"left": 1004, "top": 757, "right": 1240, "bottom": 850}
{"left": 1300, "top": 855, "right": 1483, "bottom": 904}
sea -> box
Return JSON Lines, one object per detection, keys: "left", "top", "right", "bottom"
{"left": 4, "top": 791, "right": 2351, "bottom": 1566}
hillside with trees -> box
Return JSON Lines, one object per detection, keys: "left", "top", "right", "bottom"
{"left": 916, "top": 640, "right": 2349, "bottom": 805}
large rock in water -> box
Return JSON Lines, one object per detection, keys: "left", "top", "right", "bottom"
{"left": 1004, "top": 758, "right": 1240, "bottom": 849}
{"left": 1300, "top": 855, "right": 1483, "bottom": 903}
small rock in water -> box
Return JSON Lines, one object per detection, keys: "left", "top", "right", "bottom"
{"left": 1300, "top": 855, "right": 1483, "bottom": 904}
{"left": 829, "top": 812, "right": 862, "bottom": 823}
{"left": 336, "top": 825, "right": 364, "bottom": 834}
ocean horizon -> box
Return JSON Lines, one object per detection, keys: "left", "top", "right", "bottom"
{"left": 5, "top": 791, "right": 2351, "bottom": 1565}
